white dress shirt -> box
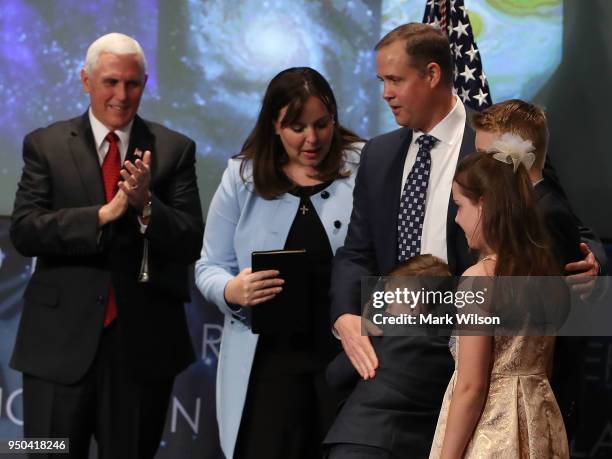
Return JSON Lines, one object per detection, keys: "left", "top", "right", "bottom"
{"left": 88, "top": 108, "right": 132, "bottom": 166}
{"left": 88, "top": 108, "right": 148, "bottom": 233}
{"left": 400, "top": 96, "right": 466, "bottom": 262}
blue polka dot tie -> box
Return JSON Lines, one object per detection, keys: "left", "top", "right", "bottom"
{"left": 397, "top": 134, "right": 439, "bottom": 262}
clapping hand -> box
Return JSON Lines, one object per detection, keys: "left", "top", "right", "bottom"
{"left": 119, "top": 149, "right": 151, "bottom": 211}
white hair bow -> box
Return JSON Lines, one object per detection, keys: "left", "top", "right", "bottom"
{"left": 488, "top": 132, "right": 536, "bottom": 173}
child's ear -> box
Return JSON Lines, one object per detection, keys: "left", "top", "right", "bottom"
{"left": 273, "top": 120, "right": 281, "bottom": 135}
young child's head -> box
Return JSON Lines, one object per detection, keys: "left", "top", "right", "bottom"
{"left": 382, "top": 255, "right": 452, "bottom": 317}
{"left": 389, "top": 254, "right": 451, "bottom": 278}
{"left": 471, "top": 99, "right": 548, "bottom": 181}
{"left": 453, "top": 150, "right": 558, "bottom": 276}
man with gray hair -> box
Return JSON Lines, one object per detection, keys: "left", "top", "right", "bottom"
{"left": 10, "top": 32, "right": 203, "bottom": 458}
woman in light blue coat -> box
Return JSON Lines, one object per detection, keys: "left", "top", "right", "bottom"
{"left": 195, "top": 67, "right": 363, "bottom": 459}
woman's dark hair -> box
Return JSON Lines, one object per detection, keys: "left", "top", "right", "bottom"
{"left": 454, "top": 152, "right": 559, "bottom": 276}
{"left": 236, "top": 67, "right": 362, "bottom": 199}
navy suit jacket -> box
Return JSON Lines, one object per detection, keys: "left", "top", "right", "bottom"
{"left": 330, "top": 123, "right": 476, "bottom": 325}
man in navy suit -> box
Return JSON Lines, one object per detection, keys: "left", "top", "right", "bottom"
{"left": 326, "top": 23, "right": 601, "bottom": 458}
{"left": 10, "top": 33, "right": 203, "bottom": 458}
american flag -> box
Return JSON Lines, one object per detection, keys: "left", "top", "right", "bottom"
{"left": 423, "top": 0, "right": 493, "bottom": 110}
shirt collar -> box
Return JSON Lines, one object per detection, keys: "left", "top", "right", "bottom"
{"left": 88, "top": 107, "right": 133, "bottom": 150}
{"left": 413, "top": 95, "right": 465, "bottom": 147}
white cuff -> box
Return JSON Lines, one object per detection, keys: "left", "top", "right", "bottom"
{"left": 137, "top": 217, "right": 148, "bottom": 234}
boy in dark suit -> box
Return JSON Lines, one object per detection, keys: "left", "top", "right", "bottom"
{"left": 326, "top": 255, "right": 453, "bottom": 393}
{"left": 472, "top": 100, "right": 583, "bottom": 268}
{"left": 326, "top": 255, "right": 453, "bottom": 458}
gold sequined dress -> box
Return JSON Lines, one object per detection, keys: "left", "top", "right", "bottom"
{"left": 429, "top": 335, "right": 569, "bottom": 458}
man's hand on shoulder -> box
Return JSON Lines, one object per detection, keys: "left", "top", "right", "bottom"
{"left": 565, "top": 242, "right": 600, "bottom": 300}
{"left": 334, "top": 313, "right": 379, "bottom": 380}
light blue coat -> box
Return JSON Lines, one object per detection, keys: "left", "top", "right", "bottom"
{"left": 195, "top": 146, "right": 361, "bottom": 459}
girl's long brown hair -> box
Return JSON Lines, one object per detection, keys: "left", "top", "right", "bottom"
{"left": 454, "top": 152, "right": 559, "bottom": 276}
{"left": 235, "top": 67, "right": 362, "bottom": 199}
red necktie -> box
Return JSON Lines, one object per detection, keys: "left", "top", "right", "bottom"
{"left": 101, "top": 132, "right": 121, "bottom": 326}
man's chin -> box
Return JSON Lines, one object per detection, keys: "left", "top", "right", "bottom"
{"left": 106, "top": 114, "right": 134, "bottom": 130}
{"left": 395, "top": 115, "right": 420, "bottom": 130}
{"left": 395, "top": 117, "right": 414, "bottom": 129}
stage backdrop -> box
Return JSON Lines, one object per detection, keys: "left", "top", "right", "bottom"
{"left": 1, "top": 1, "right": 611, "bottom": 458}
{"left": 0, "top": 0, "right": 610, "bottom": 236}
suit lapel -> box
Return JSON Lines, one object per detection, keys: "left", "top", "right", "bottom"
{"left": 68, "top": 113, "right": 105, "bottom": 205}
{"left": 68, "top": 114, "right": 156, "bottom": 206}
{"left": 379, "top": 128, "right": 413, "bottom": 271}
{"left": 457, "top": 121, "right": 475, "bottom": 162}
{"left": 533, "top": 179, "right": 551, "bottom": 202}
{"left": 126, "top": 115, "right": 155, "bottom": 178}
{"left": 446, "top": 120, "right": 476, "bottom": 274}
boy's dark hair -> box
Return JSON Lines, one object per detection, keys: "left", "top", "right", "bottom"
{"left": 471, "top": 99, "right": 549, "bottom": 171}
{"left": 389, "top": 254, "right": 451, "bottom": 277}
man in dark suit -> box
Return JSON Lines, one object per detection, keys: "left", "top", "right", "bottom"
{"left": 325, "top": 24, "right": 602, "bottom": 458}
{"left": 10, "top": 33, "right": 203, "bottom": 458}
{"left": 325, "top": 23, "right": 475, "bottom": 458}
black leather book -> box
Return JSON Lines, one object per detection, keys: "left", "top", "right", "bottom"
{"left": 251, "top": 249, "right": 309, "bottom": 334}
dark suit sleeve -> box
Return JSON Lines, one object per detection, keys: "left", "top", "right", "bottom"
{"left": 145, "top": 139, "right": 204, "bottom": 264}
{"left": 541, "top": 196, "right": 582, "bottom": 267}
{"left": 10, "top": 132, "right": 102, "bottom": 258}
{"left": 330, "top": 141, "right": 378, "bottom": 324}
{"left": 542, "top": 155, "right": 607, "bottom": 271}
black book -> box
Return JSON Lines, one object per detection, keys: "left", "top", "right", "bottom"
{"left": 251, "top": 249, "right": 309, "bottom": 334}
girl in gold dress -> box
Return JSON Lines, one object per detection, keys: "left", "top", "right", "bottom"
{"left": 429, "top": 134, "right": 569, "bottom": 459}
